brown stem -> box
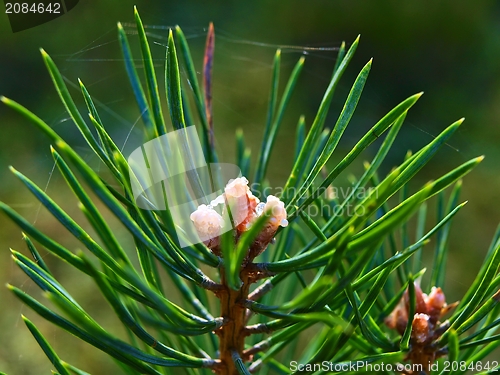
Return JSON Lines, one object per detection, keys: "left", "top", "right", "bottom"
{"left": 214, "top": 267, "right": 252, "bottom": 375}
{"left": 243, "top": 278, "right": 272, "bottom": 324}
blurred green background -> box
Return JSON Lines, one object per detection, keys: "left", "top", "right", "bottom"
{"left": 1, "top": 0, "right": 499, "bottom": 373}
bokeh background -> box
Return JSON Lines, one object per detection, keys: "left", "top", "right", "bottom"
{"left": 1, "top": 0, "right": 499, "bottom": 373}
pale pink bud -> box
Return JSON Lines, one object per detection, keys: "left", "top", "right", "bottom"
{"left": 224, "top": 177, "right": 260, "bottom": 232}
{"left": 224, "top": 177, "right": 259, "bottom": 228}
{"left": 190, "top": 204, "right": 224, "bottom": 242}
{"left": 262, "top": 195, "right": 288, "bottom": 228}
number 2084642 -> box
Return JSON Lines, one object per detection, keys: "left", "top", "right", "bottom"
{"left": 5, "top": 2, "right": 61, "bottom": 13}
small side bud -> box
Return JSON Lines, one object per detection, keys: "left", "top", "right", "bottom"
{"left": 411, "top": 313, "right": 431, "bottom": 345}
{"left": 384, "top": 299, "right": 408, "bottom": 335}
{"left": 403, "top": 282, "right": 428, "bottom": 315}
{"left": 426, "top": 286, "right": 446, "bottom": 324}
{"left": 262, "top": 195, "right": 288, "bottom": 228}
{"left": 248, "top": 195, "right": 288, "bottom": 259}
{"left": 190, "top": 204, "right": 224, "bottom": 250}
